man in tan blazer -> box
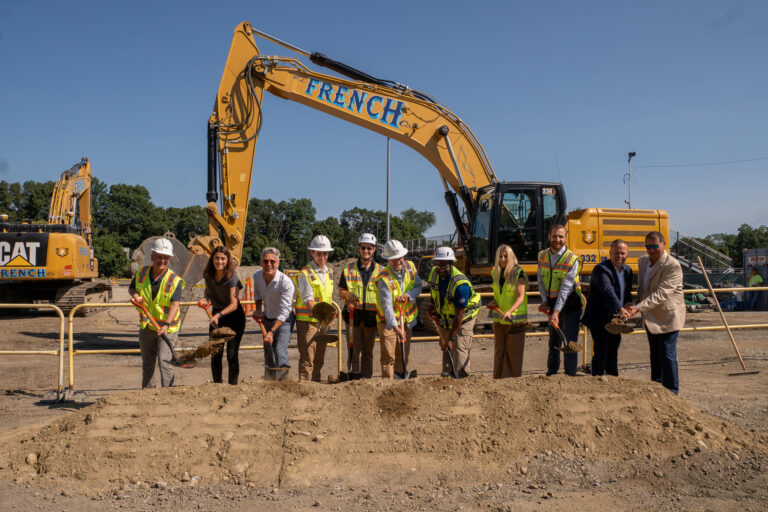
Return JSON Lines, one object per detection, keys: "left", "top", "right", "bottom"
{"left": 623, "top": 231, "right": 685, "bottom": 394}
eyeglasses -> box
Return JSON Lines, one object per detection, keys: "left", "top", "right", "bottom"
{"left": 359, "top": 245, "right": 375, "bottom": 251}
{"left": 434, "top": 261, "right": 452, "bottom": 268}
{"left": 645, "top": 244, "right": 660, "bottom": 250}
{"left": 261, "top": 259, "right": 278, "bottom": 266}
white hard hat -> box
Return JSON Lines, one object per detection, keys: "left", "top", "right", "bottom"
{"left": 308, "top": 234, "right": 334, "bottom": 252}
{"left": 381, "top": 239, "right": 408, "bottom": 260}
{"left": 151, "top": 238, "right": 174, "bottom": 257}
{"left": 358, "top": 233, "right": 377, "bottom": 246}
{"left": 433, "top": 246, "right": 456, "bottom": 261}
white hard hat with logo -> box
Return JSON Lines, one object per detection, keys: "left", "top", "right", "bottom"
{"left": 358, "top": 233, "right": 377, "bottom": 245}
{"left": 381, "top": 239, "right": 408, "bottom": 260}
{"left": 151, "top": 238, "right": 174, "bottom": 257}
{"left": 433, "top": 246, "right": 456, "bottom": 261}
{"left": 308, "top": 235, "right": 334, "bottom": 252}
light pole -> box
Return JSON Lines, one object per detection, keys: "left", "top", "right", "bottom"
{"left": 385, "top": 137, "right": 391, "bottom": 241}
{"left": 624, "top": 152, "right": 636, "bottom": 208}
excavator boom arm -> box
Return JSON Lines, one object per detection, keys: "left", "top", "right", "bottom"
{"left": 191, "top": 22, "right": 498, "bottom": 262}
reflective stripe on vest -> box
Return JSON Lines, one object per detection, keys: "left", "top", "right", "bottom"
{"left": 343, "top": 261, "right": 382, "bottom": 311}
{"left": 538, "top": 248, "right": 582, "bottom": 299}
{"left": 295, "top": 264, "right": 334, "bottom": 323}
{"left": 134, "top": 266, "right": 185, "bottom": 334}
{"left": 375, "top": 260, "right": 418, "bottom": 324}
{"left": 427, "top": 266, "right": 481, "bottom": 329}
{"left": 491, "top": 266, "right": 528, "bottom": 325}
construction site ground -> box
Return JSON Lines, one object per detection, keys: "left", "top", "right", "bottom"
{"left": 0, "top": 283, "right": 766, "bottom": 511}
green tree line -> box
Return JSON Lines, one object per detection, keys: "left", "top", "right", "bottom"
{"left": 696, "top": 224, "right": 768, "bottom": 265}
{"left": 0, "top": 179, "right": 436, "bottom": 277}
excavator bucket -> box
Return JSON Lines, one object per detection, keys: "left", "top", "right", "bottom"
{"left": 131, "top": 234, "right": 208, "bottom": 327}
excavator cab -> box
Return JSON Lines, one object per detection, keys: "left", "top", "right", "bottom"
{"left": 469, "top": 182, "right": 566, "bottom": 268}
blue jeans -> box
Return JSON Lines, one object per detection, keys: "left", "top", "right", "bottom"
{"left": 646, "top": 329, "right": 679, "bottom": 395}
{"left": 547, "top": 305, "right": 582, "bottom": 376}
{"left": 747, "top": 290, "right": 761, "bottom": 310}
{"left": 263, "top": 312, "right": 294, "bottom": 369}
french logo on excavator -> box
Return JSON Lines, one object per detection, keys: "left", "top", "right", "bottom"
{"left": 304, "top": 78, "right": 407, "bottom": 129}
{"left": 582, "top": 229, "right": 595, "bottom": 245}
{"left": 0, "top": 234, "right": 49, "bottom": 277}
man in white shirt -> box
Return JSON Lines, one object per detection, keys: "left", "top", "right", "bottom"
{"left": 252, "top": 247, "right": 295, "bottom": 380}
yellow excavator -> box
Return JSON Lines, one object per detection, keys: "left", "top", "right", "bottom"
{"left": 167, "top": 22, "right": 667, "bottom": 287}
{"left": 0, "top": 158, "right": 111, "bottom": 313}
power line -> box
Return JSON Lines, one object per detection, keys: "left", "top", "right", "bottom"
{"left": 635, "top": 156, "right": 768, "bottom": 168}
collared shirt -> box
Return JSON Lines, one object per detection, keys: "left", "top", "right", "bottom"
{"left": 297, "top": 260, "right": 331, "bottom": 304}
{"left": 536, "top": 246, "right": 579, "bottom": 312}
{"left": 377, "top": 265, "right": 423, "bottom": 329}
{"left": 253, "top": 269, "right": 295, "bottom": 322}
{"left": 614, "top": 264, "right": 626, "bottom": 305}
{"left": 643, "top": 259, "right": 653, "bottom": 292}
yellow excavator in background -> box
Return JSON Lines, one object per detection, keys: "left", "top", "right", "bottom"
{"left": 164, "top": 22, "right": 668, "bottom": 289}
{"left": 0, "top": 158, "right": 111, "bottom": 313}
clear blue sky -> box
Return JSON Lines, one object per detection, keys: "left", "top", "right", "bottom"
{"left": 1, "top": 1, "right": 766, "bottom": 239}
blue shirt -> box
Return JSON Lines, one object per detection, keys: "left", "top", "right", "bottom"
{"left": 615, "top": 265, "right": 626, "bottom": 306}
{"left": 438, "top": 277, "right": 471, "bottom": 310}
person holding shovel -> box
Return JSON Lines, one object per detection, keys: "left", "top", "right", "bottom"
{"left": 375, "top": 240, "right": 422, "bottom": 379}
{"left": 537, "top": 224, "right": 583, "bottom": 377}
{"left": 428, "top": 247, "right": 481, "bottom": 378}
{"left": 490, "top": 244, "right": 529, "bottom": 378}
{"left": 252, "top": 247, "right": 295, "bottom": 380}
{"left": 339, "top": 233, "right": 382, "bottom": 379}
{"left": 295, "top": 235, "right": 335, "bottom": 382}
{"left": 200, "top": 246, "right": 245, "bottom": 385}
{"left": 129, "top": 238, "right": 185, "bottom": 389}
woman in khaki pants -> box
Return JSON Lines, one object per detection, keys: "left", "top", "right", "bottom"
{"left": 491, "top": 244, "right": 528, "bottom": 378}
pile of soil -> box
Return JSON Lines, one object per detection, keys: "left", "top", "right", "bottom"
{"left": 1, "top": 375, "right": 764, "bottom": 495}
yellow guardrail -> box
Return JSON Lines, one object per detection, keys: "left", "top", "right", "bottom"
{"left": 66, "top": 299, "right": 344, "bottom": 390}
{"left": 0, "top": 304, "right": 66, "bottom": 395}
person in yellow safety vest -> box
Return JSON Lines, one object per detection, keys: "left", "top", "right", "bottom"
{"left": 537, "top": 224, "right": 583, "bottom": 377}
{"left": 339, "top": 233, "right": 382, "bottom": 379}
{"left": 295, "top": 234, "right": 335, "bottom": 382}
{"left": 428, "top": 246, "right": 481, "bottom": 378}
{"left": 747, "top": 267, "right": 764, "bottom": 310}
{"left": 375, "top": 239, "right": 422, "bottom": 379}
{"left": 491, "top": 244, "right": 529, "bottom": 378}
{"left": 129, "top": 238, "right": 185, "bottom": 389}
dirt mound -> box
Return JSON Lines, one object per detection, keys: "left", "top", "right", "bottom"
{"left": 1, "top": 376, "right": 763, "bottom": 493}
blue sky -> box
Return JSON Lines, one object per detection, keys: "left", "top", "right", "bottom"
{"left": 1, "top": 1, "right": 766, "bottom": 240}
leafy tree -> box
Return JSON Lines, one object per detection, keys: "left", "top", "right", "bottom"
{"left": 19, "top": 180, "right": 55, "bottom": 222}
{"left": 400, "top": 208, "right": 436, "bottom": 234}
{"left": 164, "top": 205, "right": 208, "bottom": 245}
{"left": 95, "top": 184, "right": 166, "bottom": 249}
{"left": 93, "top": 232, "right": 129, "bottom": 277}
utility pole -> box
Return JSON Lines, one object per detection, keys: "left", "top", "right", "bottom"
{"left": 624, "top": 152, "right": 636, "bottom": 208}
{"left": 386, "top": 137, "right": 391, "bottom": 241}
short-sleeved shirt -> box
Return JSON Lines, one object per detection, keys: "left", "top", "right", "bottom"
{"left": 129, "top": 268, "right": 183, "bottom": 302}
{"left": 438, "top": 277, "right": 471, "bottom": 310}
{"left": 204, "top": 274, "right": 242, "bottom": 311}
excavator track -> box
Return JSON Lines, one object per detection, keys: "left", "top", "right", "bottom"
{"left": 54, "top": 281, "right": 113, "bottom": 316}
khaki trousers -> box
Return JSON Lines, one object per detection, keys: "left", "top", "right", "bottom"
{"left": 377, "top": 323, "right": 412, "bottom": 378}
{"left": 345, "top": 321, "right": 377, "bottom": 378}
{"left": 297, "top": 320, "right": 328, "bottom": 382}
{"left": 492, "top": 322, "right": 525, "bottom": 378}
{"left": 138, "top": 327, "right": 177, "bottom": 389}
{"left": 442, "top": 316, "right": 475, "bottom": 376}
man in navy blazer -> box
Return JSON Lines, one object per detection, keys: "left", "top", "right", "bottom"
{"left": 582, "top": 239, "right": 633, "bottom": 376}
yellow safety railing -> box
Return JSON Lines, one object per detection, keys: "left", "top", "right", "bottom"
{"left": 0, "top": 304, "right": 66, "bottom": 394}
{"left": 66, "top": 299, "right": 344, "bottom": 389}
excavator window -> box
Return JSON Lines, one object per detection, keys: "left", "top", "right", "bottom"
{"left": 498, "top": 190, "right": 538, "bottom": 262}
{"left": 542, "top": 190, "right": 559, "bottom": 236}
{"left": 470, "top": 191, "right": 494, "bottom": 265}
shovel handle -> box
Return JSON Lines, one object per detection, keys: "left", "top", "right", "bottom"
{"left": 197, "top": 300, "right": 220, "bottom": 328}
{"left": 256, "top": 318, "right": 272, "bottom": 344}
{"left": 131, "top": 297, "right": 183, "bottom": 365}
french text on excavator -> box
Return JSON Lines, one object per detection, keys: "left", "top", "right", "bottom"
{"left": 0, "top": 268, "right": 46, "bottom": 278}
{"left": 305, "top": 79, "right": 406, "bottom": 128}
